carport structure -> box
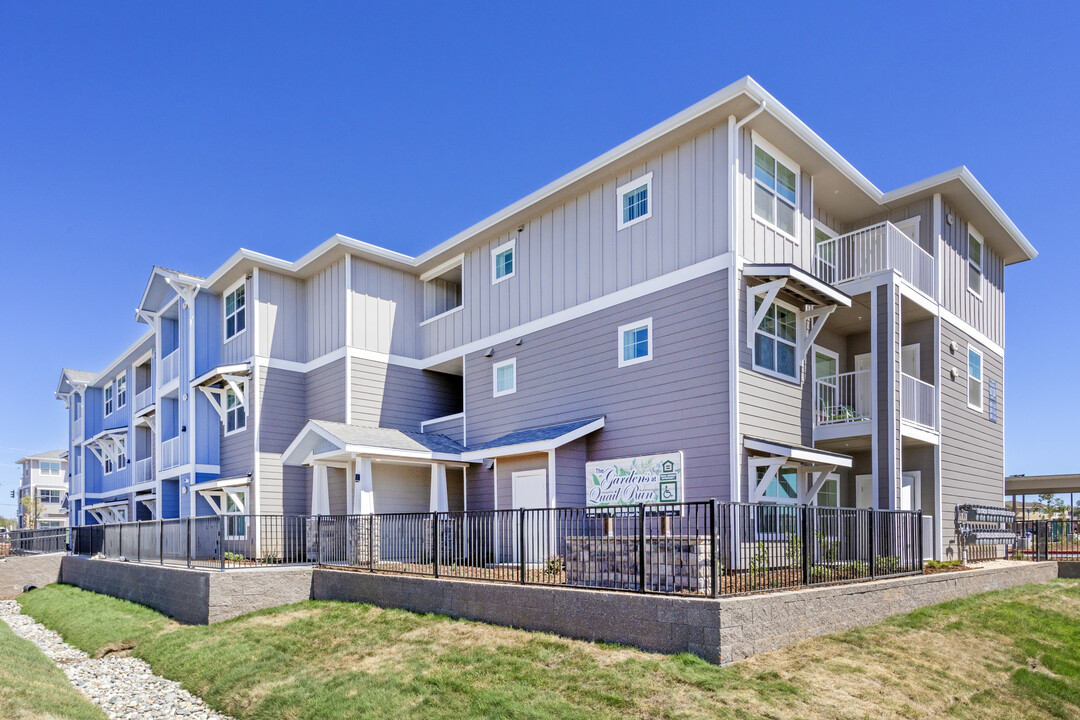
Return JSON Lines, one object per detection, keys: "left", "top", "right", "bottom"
{"left": 1005, "top": 474, "right": 1080, "bottom": 522}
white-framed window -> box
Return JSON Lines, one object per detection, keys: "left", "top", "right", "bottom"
{"left": 492, "top": 358, "right": 517, "bottom": 397}
{"left": 491, "top": 239, "right": 516, "bottom": 284}
{"left": 753, "top": 295, "right": 799, "bottom": 380}
{"left": 104, "top": 384, "right": 114, "bottom": 416}
{"left": 968, "top": 345, "right": 983, "bottom": 412}
{"left": 39, "top": 461, "right": 62, "bottom": 476}
{"left": 39, "top": 489, "right": 61, "bottom": 504}
{"left": 816, "top": 477, "right": 839, "bottom": 507}
{"left": 967, "top": 226, "right": 983, "bottom": 297}
{"left": 224, "top": 280, "right": 247, "bottom": 341}
{"left": 225, "top": 388, "right": 246, "bottom": 434}
{"left": 752, "top": 134, "right": 799, "bottom": 240}
{"left": 115, "top": 373, "right": 127, "bottom": 409}
{"left": 73, "top": 394, "right": 81, "bottom": 421}
{"left": 104, "top": 455, "right": 114, "bottom": 474}
{"left": 618, "top": 317, "right": 653, "bottom": 368}
{"left": 616, "top": 172, "right": 652, "bottom": 231}
{"left": 225, "top": 491, "right": 247, "bottom": 539}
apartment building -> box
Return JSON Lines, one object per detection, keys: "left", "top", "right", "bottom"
{"left": 15, "top": 450, "right": 69, "bottom": 528}
{"left": 55, "top": 77, "right": 1035, "bottom": 560}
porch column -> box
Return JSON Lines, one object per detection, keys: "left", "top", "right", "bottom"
{"left": 429, "top": 463, "right": 448, "bottom": 512}
{"left": 312, "top": 465, "right": 330, "bottom": 515}
{"left": 353, "top": 457, "right": 375, "bottom": 515}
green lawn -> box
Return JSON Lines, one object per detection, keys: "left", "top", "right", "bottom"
{"left": 0, "top": 615, "right": 105, "bottom": 720}
{"left": 18, "top": 579, "right": 1080, "bottom": 719}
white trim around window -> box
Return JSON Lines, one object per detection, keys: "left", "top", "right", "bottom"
{"left": 491, "top": 239, "right": 516, "bottom": 285}
{"left": 967, "top": 344, "right": 984, "bottom": 412}
{"left": 617, "top": 317, "right": 653, "bottom": 368}
{"left": 224, "top": 278, "right": 248, "bottom": 342}
{"left": 224, "top": 386, "right": 247, "bottom": 436}
{"left": 104, "top": 383, "right": 114, "bottom": 417}
{"left": 616, "top": 172, "right": 653, "bottom": 231}
{"left": 751, "top": 293, "right": 800, "bottom": 383}
{"left": 492, "top": 358, "right": 517, "bottom": 398}
{"left": 115, "top": 372, "right": 127, "bottom": 410}
{"left": 751, "top": 132, "right": 800, "bottom": 243}
{"left": 967, "top": 225, "right": 984, "bottom": 299}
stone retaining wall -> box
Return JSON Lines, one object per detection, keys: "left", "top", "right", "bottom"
{"left": 564, "top": 535, "right": 711, "bottom": 592}
{"left": 0, "top": 553, "right": 64, "bottom": 599}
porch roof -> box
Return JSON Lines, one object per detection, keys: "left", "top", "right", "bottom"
{"left": 1005, "top": 474, "right": 1080, "bottom": 496}
{"left": 282, "top": 419, "right": 467, "bottom": 466}
{"left": 460, "top": 416, "right": 605, "bottom": 461}
{"left": 743, "top": 264, "right": 852, "bottom": 308}
{"left": 744, "top": 436, "right": 853, "bottom": 468}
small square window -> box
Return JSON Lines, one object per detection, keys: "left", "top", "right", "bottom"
{"left": 493, "top": 358, "right": 517, "bottom": 397}
{"left": 618, "top": 318, "right": 653, "bottom": 368}
{"left": 616, "top": 172, "right": 653, "bottom": 230}
{"left": 491, "top": 240, "right": 515, "bottom": 284}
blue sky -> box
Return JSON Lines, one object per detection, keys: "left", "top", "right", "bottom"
{"left": 1, "top": 2, "right": 1077, "bottom": 515}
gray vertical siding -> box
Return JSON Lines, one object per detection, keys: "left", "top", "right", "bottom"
{"left": 939, "top": 318, "right": 1004, "bottom": 559}
{"left": 307, "top": 259, "right": 347, "bottom": 358}
{"left": 222, "top": 279, "right": 252, "bottom": 364}
{"left": 306, "top": 357, "right": 347, "bottom": 423}
{"left": 422, "top": 125, "right": 730, "bottom": 357}
{"left": 349, "top": 359, "right": 461, "bottom": 431}
{"left": 351, "top": 255, "right": 423, "bottom": 357}
{"left": 938, "top": 201, "right": 1005, "bottom": 346}
{"left": 851, "top": 198, "right": 934, "bottom": 254}
{"left": 258, "top": 271, "right": 307, "bottom": 362}
{"left": 466, "top": 271, "right": 730, "bottom": 504}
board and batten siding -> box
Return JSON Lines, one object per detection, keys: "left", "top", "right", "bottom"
{"left": 938, "top": 201, "right": 1005, "bottom": 346}
{"left": 466, "top": 270, "right": 730, "bottom": 504}
{"left": 422, "top": 125, "right": 730, "bottom": 357}
{"left": 306, "top": 357, "right": 347, "bottom": 423}
{"left": 349, "top": 359, "right": 461, "bottom": 431}
{"left": 307, "top": 259, "right": 347, "bottom": 359}
{"left": 850, "top": 198, "right": 935, "bottom": 255}
{"left": 257, "top": 271, "right": 307, "bottom": 362}
{"left": 939, "top": 318, "right": 1004, "bottom": 559}
{"left": 221, "top": 279, "right": 253, "bottom": 365}
{"left": 351, "top": 256, "right": 423, "bottom": 358}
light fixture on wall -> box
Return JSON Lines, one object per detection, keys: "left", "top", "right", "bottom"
{"left": 950, "top": 367, "right": 958, "bottom": 380}
{"left": 949, "top": 341, "right": 958, "bottom": 353}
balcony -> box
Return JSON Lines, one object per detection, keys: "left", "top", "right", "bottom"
{"left": 161, "top": 436, "right": 182, "bottom": 470}
{"left": 72, "top": 472, "right": 83, "bottom": 495}
{"left": 813, "top": 370, "right": 872, "bottom": 428}
{"left": 134, "top": 456, "right": 154, "bottom": 484}
{"left": 161, "top": 349, "right": 179, "bottom": 386}
{"left": 814, "top": 221, "right": 935, "bottom": 298}
{"left": 901, "top": 373, "right": 937, "bottom": 431}
{"left": 134, "top": 386, "right": 155, "bottom": 413}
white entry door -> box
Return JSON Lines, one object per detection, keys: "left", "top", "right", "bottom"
{"left": 855, "top": 353, "right": 872, "bottom": 419}
{"left": 856, "top": 474, "right": 874, "bottom": 508}
{"left": 900, "top": 471, "right": 921, "bottom": 511}
{"left": 512, "top": 470, "right": 548, "bottom": 563}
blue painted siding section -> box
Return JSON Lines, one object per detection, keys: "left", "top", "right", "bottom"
{"left": 160, "top": 479, "right": 180, "bottom": 519}
{"left": 194, "top": 293, "right": 222, "bottom": 378}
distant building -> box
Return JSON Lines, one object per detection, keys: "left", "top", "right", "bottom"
{"left": 15, "top": 450, "right": 69, "bottom": 528}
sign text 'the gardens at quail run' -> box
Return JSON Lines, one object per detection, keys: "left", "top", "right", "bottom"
{"left": 585, "top": 452, "right": 684, "bottom": 513}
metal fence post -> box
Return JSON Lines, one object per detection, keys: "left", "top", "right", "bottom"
{"left": 916, "top": 510, "right": 923, "bottom": 570}
{"left": 159, "top": 520, "right": 164, "bottom": 566}
{"left": 518, "top": 508, "right": 526, "bottom": 584}
{"left": 869, "top": 508, "right": 877, "bottom": 579}
{"left": 186, "top": 517, "right": 192, "bottom": 569}
{"left": 316, "top": 515, "right": 322, "bottom": 565}
{"left": 710, "top": 499, "right": 719, "bottom": 599}
{"left": 137, "top": 522, "right": 142, "bottom": 564}
{"left": 219, "top": 515, "right": 226, "bottom": 571}
{"left": 800, "top": 504, "right": 810, "bottom": 587}
{"left": 432, "top": 512, "right": 441, "bottom": 578}
{"left": 637, "top": 503, "right": 646, "bottom": 593}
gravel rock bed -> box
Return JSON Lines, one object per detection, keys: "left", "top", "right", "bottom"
{"left": 0, "top": 599, "right": 234, "bottom": 720}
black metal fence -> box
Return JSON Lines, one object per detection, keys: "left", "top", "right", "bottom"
{"left": 70, "top": 502, "right": 923, "bottom": 597}
{"left": 1008, "top": 520, "right": 1080, "bottom": 561}
{"left": 2, "top": 527, "right": 69, "bottom": 555}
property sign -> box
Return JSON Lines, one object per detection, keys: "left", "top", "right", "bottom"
{"left": 585, "top": 452, "right": 684, "bottom": 513}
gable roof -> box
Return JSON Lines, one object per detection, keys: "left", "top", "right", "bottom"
{"left": 16, "top": 449, "right": 67, "bottom": 464}
{"left": 460, "top": 416, "right": 605, "bottom": 461}
{"left": 281, "top": 419, "right": 466, "bottom": 466}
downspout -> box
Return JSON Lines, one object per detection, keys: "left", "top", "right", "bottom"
{"left": 728, "top": 99, "right": 766, "bottom": 503}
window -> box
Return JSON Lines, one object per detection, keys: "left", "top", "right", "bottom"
{"left": 752, "top": 135, "right": 799, "bottom": 239}
{"left": 618, "top": 318, "right": 652, "bottom": 368}
{"left": 616, "top": 172, "right": 652, "bottom": 230}
{"left": 104, "top": 384, "right": 114, "bottom": 415}
{"left": 968, "top": 227, "right": 983, "bottom": 296}
{"left": 39, "top": 461, "right": 61, "bottom": 476}
{"left": 491, "top": 240, "right": 515, "bottom": 284}
{"left": 115, "top": 373, "right": 127, "bottom": 409}
{"left": 224, "top": 281, "right": 247, "bottom": 340}
{"left": 39, "top": 489, "right": 61, "bottom": 504}
{"left": 816, "top": 477, "right": 839, "bottom": 507}
{"left": 225, "top": 388, "right": 246, "bottom": 434}
{"left": 968, "top": 345, "right": 983, "bottom": 411}
{"left": 493, "top": 358, "right": 517, "bottom": 397}
{"left": 117, "top": 445, "right": 126, "bottom": 470}
{"left": 225, "top": 491, "right": 247, "bottom": 539}
{"left": 753, "top": 296, "right": 798, "bottom": 379}
{"left": 104, "top": 455, "right": 114, "bottom": 474}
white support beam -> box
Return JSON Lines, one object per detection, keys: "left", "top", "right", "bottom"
{"left": 312, "top": 465, "right": 330, "bottom": 515}
{"left": 797, "top": 306, "right": 836, "bottom": 359}
{"left": 750, "top": 458, "right": 785, "bottom": 502}
{"left": 353, "top": 457, "right": 375, "bottom": 515}
{"left": 223, "top": 489, "right": 246, "bottom": 514}
{"left": 429, "top": 463, "right": 448, "bottom": 512}
{"left": 802, "top": 464, "right": 838, "bottom": 504}
{"left": 746, "top": 279, "right": 788, "bottom": 348}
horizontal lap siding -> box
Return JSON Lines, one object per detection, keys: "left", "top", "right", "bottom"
{"left": 496, "top": 454, "right": 549, "bottom": 511}
{"left": 219, "top": 424, "right": 253, "bottom": 478}
{"left": 307, "top": 358, "right": 347, "bottom": 423}
{"left": 422, "top": 416, "right": 464, "bottom": 445}
{"left": 351, "top": 256, "right": 422, "bottom": 358}
{"left": 349, "top": 359, "right": 461, "bottom": 431}
{"left": 258, "top": 367, "right": 309, "bottom": 515}
{"left": 258, "top": 271, "right": 306, "bottom": 363}
{"left": 372, "top": 465, "right": 430, "bottom": 514}
{"left": 466, "top": 271, "right": 730, "bottom": 504}
{"left": 939, "top": 318, "right": 1004, "bottom": 558}
{"left": 424, "top": 126, "right": 729, "bottom": 357}
{"left": 939, "top": 202, "right": 1005, "bottom": 346}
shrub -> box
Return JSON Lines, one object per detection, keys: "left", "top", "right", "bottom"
{"left": 223, "top": 551, "right": 244, "bottom": 563}
{"left": 838, "top": 560, "right": 870, "bottom": 577}
{"left": 874, "top": 555, "right": 901, "bottom": 575}
{"left": 544, "top": 555, "right": 565, "bottom": 576}
{"left": 807, "top": 565, "right": 830, "bottom": 583}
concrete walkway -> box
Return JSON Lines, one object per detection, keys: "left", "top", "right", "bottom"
{"left": 0, "top": 599, "right": 233, "bottom": 720}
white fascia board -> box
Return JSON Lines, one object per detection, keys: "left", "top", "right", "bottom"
{"left": 743, "top": 264, "right": 852, "bottom": 308}
{"left": 459, "top": 417, "right": 606, "bottom": 462}
{"left": 90, "top": 330, "right": 155, "bottom": 387}
{"left": 189, "top": 476, "right": 251, "bottom": 492}
{"left": 130, "top": 481, "right": 157, "bottom": 493}
{"left": 190, "top": 363, "right": 251, "bottom": 388}
{"left": 280, "top": 420, "right": 346, "bottom": 467}
{"left": 744, "top": 437, "right": 853, "bottom": 468}
{"left": 339, "top": 445, "right": 465, "bottom": 463}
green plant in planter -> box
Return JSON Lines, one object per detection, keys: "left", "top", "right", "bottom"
{"left": 223, "top": 551, "right": 244, "bottom": 563}
{"left": 748, "top": 541, "right": 769, "bottom": 589}
{"left": 807, "top": 565, "right": 830, "bottom": 583}
{"left": 838, "top": 560, "right": 870, "bottom": 577}
{"left": 785, "top": 532, "right": 802, "bottom": 570}
{"left": 874, "top": 555, "right": 901, "bottom": 575}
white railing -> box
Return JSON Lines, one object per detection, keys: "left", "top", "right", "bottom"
{"left": 814, "top": 370, "right": 873, "bottom": 426}
{"left": 901, "top": 373, "right": 937, "bottom": 430}
{"left": 814, "top": 221, "right": 935, "bottom": 297}
{"left": 72, "top": 472, "right": 83, "bottom": 495}
{"left": 161, "top": 436, "right": 182, "bottom": 470}
{"left": 71, "top": 417, "right": 83, "bottom": 443}
{"left": 134, "top": 386, "right": 155, "bottom": 412}
{"left": 134, "top": 457, "right": 154, "bottom": 484}
{"left": 161, "top": 349, "right": 179, "bottom": 386}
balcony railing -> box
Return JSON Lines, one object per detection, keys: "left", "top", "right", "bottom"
{"left": 901, "top": 373, "right": 937, "bottom": 430}
{"left": 161, "top": 349, "right": 179, "bottom": 386}
{"left": 72, "top": 472, "right": 84, "bottom": 495}
{"left": 814, "top": 370, "right": 873, "bottom": 426}
{"left": 814, "top": 221, "right": 935, "bottom": 297}
{"left": 134, "top": 386, "right": 155, "bottom": 412}
{"left": 161, "top": 436, "right": 182, "bottom": 470}
{"left": 134, "top": 456, "right": 154, "bottom": 484}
